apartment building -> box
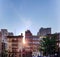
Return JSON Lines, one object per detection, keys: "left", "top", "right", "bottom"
{"left": 32, "top": 36, "right": 39, "bottom": 51}
{"left": 0, "top": 32, "right": 2, "bottom": 56}
{"left": 25, "top": 30, "right": 40, "bottom": 52}
{"left": 7, "top": 34, "right": 23, "bottom": 57}
{"left": 25, "top": 30, "right": 33, "bottom": 52}
{"left": 37, "top": 27, "right": 51, "bottom": 37}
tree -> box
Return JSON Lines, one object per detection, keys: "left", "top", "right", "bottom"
{"left": 39, "top": 35, "right": 57, "bottom": 57}
{"left": 1, "top": 50, "right": 8, "bottom": 57}
{"left": 1, "top": 42, "right": 8, "bottom": 57}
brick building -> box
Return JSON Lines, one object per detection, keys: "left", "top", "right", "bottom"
{"left": 25, "top": 30, "right": 33, "bottom": 52}
{"left": 32, "top": 36, "right": 39, "bottom": 51}
{"left": 25, "top": 30, "right": 39, "bottom": 52}
{"left": 7, "top": 34, "right": 23, "bottom": 57}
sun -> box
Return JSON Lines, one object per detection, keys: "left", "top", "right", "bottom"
{"left": 23, "top": 37, "right": 25, "bottom": 44}
{"left": 22, "top": 32, "right": 26, "bottom": 44}
{"left": 18, "top": 31, "right": 26, "bottom": 44}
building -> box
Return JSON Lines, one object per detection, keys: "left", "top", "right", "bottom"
{"left": 37, "top": 27, "right": 51, "bottom": 37}
{"left": 0, "top": 32, "right": 2, "bottom": 56}
{"left": 1, "top": 29, "right": 14, "bottom": 55}
{"left": 1, "top": 29, "right": 14, "bottom": 41}
{"left": 7, "top": 34, "right": 23, "bottom": 57}
{"left": 1, "top": 29, "right": 8, "bottom": 50}
{"left": 25, "top": 30, "right": 33, "bottom": 52}
{"left": 1, "top": 29, "right": 8, "bottom": 42}
{"left": 32, "top": 36, "right": 39, "bottom": 51}
{"left": 25, "top": 30, "right": 40, "bottom": 52}
{"left": 1, "top": 29, "right": 14, "bottom": 49}
{"left": 8, "top": 32, "right": 14, "bottom": 36}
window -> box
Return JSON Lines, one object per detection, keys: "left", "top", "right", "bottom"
{"left": 12, "top": 39, "right": 18, "bottom": 42}
{"left": 12, "top": 44, "right": 18, "bottom": 46}
{"left": 33, "top": 42, "right": 39, "bottom": 44}
{"left": 33, "top": 38, "right": 39, "bottom": 40}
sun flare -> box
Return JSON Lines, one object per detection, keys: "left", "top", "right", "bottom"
{"left": 23, "top": 32, "right": 26, "bottom": 44}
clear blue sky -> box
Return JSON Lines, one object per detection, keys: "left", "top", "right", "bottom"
{"left": 0, "top": 0, "right": 60, "bottom": 35}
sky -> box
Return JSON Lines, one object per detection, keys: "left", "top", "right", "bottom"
{"left": 0, "top": 0, "right": 60, "bottom": 35}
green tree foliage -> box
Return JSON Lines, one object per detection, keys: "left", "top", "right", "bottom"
{"left": 39, "top": 35, "right": 57, "bottom": 56}
{"left": 1, "top": 50, "right": 8, "bottom": 57}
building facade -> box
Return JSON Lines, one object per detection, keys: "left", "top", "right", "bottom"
{"left": 32, "top": 36, "right": 39, "bottom": 51}
{"left": 0, "top": 32, "right": 2, "bottom": 56}
{"left": 37, "top": 27, "right": 51, "bottom": 37}
{"left": 8, "top": 32, "right": 14, "bottom": 36}
{"left": 25, "top": 30, "right": 40, "bottom": 52}
{"left": 0, "top": 29, "right": 14, "bottom": 55}
{"left": 1, "top": 29, "right": 8, "bottom": 43}
{"left": 7, "top": 35, "right": 23, "bottom": 57}
{"left": 25, "top": 30, "right": 33, "bottom": 52}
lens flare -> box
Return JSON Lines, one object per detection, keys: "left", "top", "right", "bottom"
{"left": 23, "top": 33, "right": 25, "bottom": 44}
